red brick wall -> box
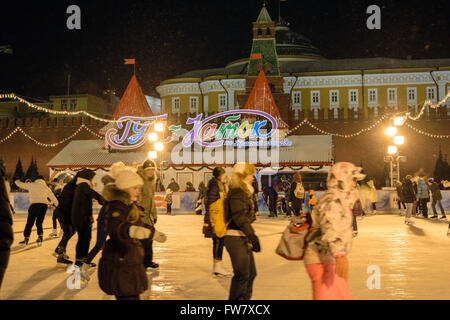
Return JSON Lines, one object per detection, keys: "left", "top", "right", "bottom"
{"left": 0, "top": 117, "right": 104, "bottom": 180}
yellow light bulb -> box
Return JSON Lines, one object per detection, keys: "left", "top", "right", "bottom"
{"left": 387, "top": 145, "right": 397, "bottom": 155}
{"left": 385, "top": 126, "right": 397, "bottom": 137}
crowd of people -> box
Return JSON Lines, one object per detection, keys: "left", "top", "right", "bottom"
{"left": 0, "top": 160, "right": 448, "bottom": 301}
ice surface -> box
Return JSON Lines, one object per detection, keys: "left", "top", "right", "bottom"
{"left": 1, "top": 212, "right": 450, "bottom": 300}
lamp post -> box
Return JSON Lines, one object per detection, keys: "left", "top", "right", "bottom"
{"left": 385, "top": 116, "right": 406, "bottom": 187}
{"left": 148, "top": 122, "right": 167, "bottom": 184}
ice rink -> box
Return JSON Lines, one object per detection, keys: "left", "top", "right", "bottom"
{"left": 1, "top": 212, "right": 450, "bottom": 300}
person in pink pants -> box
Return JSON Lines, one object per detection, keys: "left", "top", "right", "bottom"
{"left": 303, "top": 162, "right": 366, "bottom": 300}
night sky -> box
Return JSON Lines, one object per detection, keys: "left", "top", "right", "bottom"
{"left": 0, "top": 0, "right": 449, "bottom": 99}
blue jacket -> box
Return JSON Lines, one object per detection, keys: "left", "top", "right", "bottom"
{"left": 417, "top": 179, "right": 429, "bottom": 199}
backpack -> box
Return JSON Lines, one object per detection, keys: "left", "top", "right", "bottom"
{"left": 209, "top": 192, "right": 229, "bottom": 238}
{"left": 294, "top": 183, "right": 304, "bottom": 199}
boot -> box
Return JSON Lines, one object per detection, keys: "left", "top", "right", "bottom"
{"left": 19, "top": 237, "right": 29, "bottom": 247}
{"left": 36, "top": 235, "right": 43, "bottom": 246}
{"left": 213, "top": 260, "right": 232, "bottom": 277}
{"left": 49, "top": 229, "right": 58, "bottom": 237}
{"left": 80, "top": 263, "right": 91, "bottom": 281}
{"left": 57, "top": 255, "right": 73, "bottom": 265}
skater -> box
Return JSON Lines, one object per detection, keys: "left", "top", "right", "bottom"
{"left": 352, "top": 198, "right": 364, "bottom": 237}
{"left": 185, "top": 182, "right": 195, "bottom": 192}
{"left": 428, "top": 178, "right": 446, "bottom": 220}
{"left": 366, "top": 179, "right": 378, "bottom": 214}
{"left": 224, "top": 163, "right": 260, "bottom": 300}
{"left": 303, "top": 162, "right": 365, "bottom": 300}
{"left": 196, "top": 181, "right": 207, "bottom": 215}
{"left": 137, "top": 160, "right": 159, "bottom": 271}
{"left": 85, "top": 173, "right": 116, "bottom": 267}
{"left": 417, "top": 176, "right": 430, "bottom": 218}
{"left": 305, "top": 186, "right": 317, "bottom": 212}
{"left": 0, "top": 165, "right": 13, "bottom": 288}
{"left": 49, "top": 179, "right": 64, "bottom": 237}
{"left": 98, "top": 167, "right": 167, "bottom": 300}
{"left": 394, "top": 180, "right": 406, "bottom": 215}
{"left": 15, "top": 176, "right": 58, "bottom": 246}
{"left": 71, "top": 169, "right": 104, "bottom": 280}
{"left": 402, "top": 175, "right": 416, "bottom": 225}
{"left": 203, "top": 167, "right": 231, "bottom": 277}
{"left": 288, "top": 172, "right": 304, "bottom": 217}
{"left": 155, "top": 177, "right": 165, "bottom": 192}
{"left": 165, "top": 188, "right": 173, "bottom": 215}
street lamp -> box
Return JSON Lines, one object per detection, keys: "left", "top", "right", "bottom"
{"left": 154, "top": 122, "right": 164, "bottom": 132}
{"left": 393, "top": 136, "right": 405, "bottom": 145}
{"left": 388, "top": 145, "right": 397, "bottom": 155}
{"left": 148, "top": 132, "right": 158, "bottom": 142}
{"left": 155, "top": 142, "right": 164, "bottom": 151}
{"left": 393, "top": 116, "right": 405, "bottom": 126}
{"left": 148, "top": 151, "right": 157, "bottom": 159}
{"left": 386, "top": 126, "right": 398, "bottom": 137}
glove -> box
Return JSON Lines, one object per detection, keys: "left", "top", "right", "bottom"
{"left": 129, "top": 225, "right": 151, "bottom": 239}
{"left": 153, "top": 230, "right": 167, "bottom": 243}
{"left": 247, "top": 233, "right": 261, "bottom": 252}
{"left": 202, "top": 223, "right": 210, "bottom": 235}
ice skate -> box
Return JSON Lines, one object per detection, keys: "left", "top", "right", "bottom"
{"left": 80, "top": 263, "right": 91, "bottom": 281}
{"left": 145, "top": 262, "right": 159, "bottom": 271}
{"left": 405, "top": 218, "right": 415, "bottom": 225}
{"left": 18, "top": 237, "right": 29, "bottom": 247}
{"left": 352, "top": 231, "right": 358, "bottom": 238}
{"left": 430, "top": 215, "right": 438, "bottom": 220}
{"left": 36, "top": 236, "right": 43, "bottom": 247}
{"left": 57, "top": 256, "right": 73, "bottom": 265}
{"left": 49, "top": 229, "right": 58, "bottom": 237}
{"left": 440, "top": 216, "right": 448, "bottom": 222}
{"left": 213, "top": 260, "right": 232, "bottom": 278}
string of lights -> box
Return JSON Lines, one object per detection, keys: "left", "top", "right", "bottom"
{"left": 0, "top": 124, "right": 103, "bottom": 147}
{"left": 406, "top": 91, "right": 450, "bottom": 121}
{"left": 404, "top": 122, "right": 450, "bottom": 139}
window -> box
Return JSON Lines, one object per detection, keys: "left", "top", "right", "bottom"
{"left": 172, "top": 97, "right": 180, "bottom": 114}
{"left": 368, "top": 89, "right": 377, "bottom": 105}
{"left": 329, "top": 90, "right": 339, "bottom": 105}
{"left": 70, "top": 99, "right": 77, "bottom": 111}
{"left": 203, "top": 96, "right": 209, "bottom": 115}
{"left": 266, "top": 27, "right": 270, "bottom": 36}
{"left": 218, "top": 94, "right": 227, "bottom": 111}
{"left": 257, "top": 28, "right": 262, "bottom": 36}
{"left": 407, "top": 87, "right": 417, "bottom": 104}
{"left": 349, "top": 89, "right": 358, "bottom": 104}
{"left": 61, "top": 99, "right": 68, "bottom": 110}
{"left": 189, "top": 96, "right": 199, "bottom": 113}
{"left": 427, "top": 87, "right": 436, "bottom": 102}
{"left": 292, "top": 91, "right": 301, "bottom": 110}
{"left": 311, "top": 91, "right": 320, "bottom": 105}
{"left": 387, "top": 88, "right": 397, "bottom": 107}
{"left": 49, "top": 103, "right": 54, "bottom": 110}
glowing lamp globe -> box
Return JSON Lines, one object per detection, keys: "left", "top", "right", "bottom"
{"left": 154, "top": 123, "right": 164, "bottom": 132}
{"left": 386, "top": 126, "right": 398, "bottom": 137}
{"left": 393, "top": 116, "right": 405, "bottom": 126}
{"left": 155, "top": 142, "right": 164, "bottom": 151}
{"left": 393, "top": 136, "right": 405, "bottom": 145}
{"left": 148, "top": 151, "right": 157, "bottom": 159}
{"left": 148, "top": 132, "right": 157, "bottom": 142}
{"left": 388, "top": 145, "right": 397, "bottom": 155}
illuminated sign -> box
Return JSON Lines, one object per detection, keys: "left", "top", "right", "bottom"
{"left": 105, "top": 110, "right": 290, "bottom": 150}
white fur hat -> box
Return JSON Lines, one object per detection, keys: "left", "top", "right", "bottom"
{"left": 109, "top": 161, "right": 127, "bottom": 179}
{"left": 115, "top": 169, "right": 143, "bottom": 190}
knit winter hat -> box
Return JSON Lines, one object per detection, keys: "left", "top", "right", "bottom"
{"left": 115, "top": 169, "right": 143, "bottom": 190}
{"left": 76, "top": 169, "right": 96, "bottom": 181}
{"left": 142, "top": 159, "right": 156, "bottom": 170}
{"left": 109, "top": 161, "right": 127, "bottom": 179}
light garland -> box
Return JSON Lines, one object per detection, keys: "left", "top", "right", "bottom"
{"left": 0, "top": 93, "right": 156, "bottom": 126}
{"left": 0, "top": 124, "right": 103, "bottom": 147}
{"left": 404, "top": 122, "right": 450, "bottom": 139}
{"left": 406, "top": 90, "right": 450, "bottom": 121}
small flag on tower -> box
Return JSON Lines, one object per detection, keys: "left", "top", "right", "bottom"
{"left": 124, "top": 58, "right": 135, "bottom": 65}
{"left": 250, "top": 53, "right": 262, "bottom": 60}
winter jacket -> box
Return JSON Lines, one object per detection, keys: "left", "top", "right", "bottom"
{"left": 14, "top": 179, "right": 58, "bottom": 206}
{"left": 367, "top": 180, "right": 378, "bottom": 203}
{"left": 0, "top": 181, "right": 13, "bottom": 288}
{"left": 401, "top": 178, "right": 416, "bottom": 203}
{"left": 204, "top": 178, "right": 225, "bottom": 238}
{"left": 430, "top": 182, "right": 442, "bottom": 201}
{"left": 395, "top": 185, "right": 405, "bottom": 202}
{"left": 71, "top": 178, "right": 104, "bottom": 229}
{"left": 54, "top": 179, "right": 77, "bottom": 225}
{"left": 98, "top": 183, "right": 154, "bottom": 297}
{"left": 417, "top": 179, "right": 430, "bottom": 200}
{"left": 304, "top": 191, "right": 354, "bottom": 265}
{"left": 136, "top": 166, "right": 157, "bottom": 227}
{"left": 352, "top": 199, "right": 364, "bottom": 216}
{"left": 224, "top": 178, "right": 256, "bottom": 237}
{"left": 167, "top": 181, "right": 180, "bottom": 192}
{"left": 197, "top": 183, "right": 207, "bottom": 202}
{"left": 288, "top": 181, "right": 304, "bottom": 210}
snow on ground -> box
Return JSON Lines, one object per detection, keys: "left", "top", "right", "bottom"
{"left": 1, "top": 212, "right": 450, "bottom": 300}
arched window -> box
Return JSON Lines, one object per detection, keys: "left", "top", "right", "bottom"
{"left": 257, "top": 28, "right": 262, "bottom": 36}
{"left": 266, "top": 27, "right": 271, "bottom": 36}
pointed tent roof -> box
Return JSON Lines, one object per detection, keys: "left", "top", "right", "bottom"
{"left": 244, "top": 70, "right": 288, "bottom": 129}
{"left": 112, "top": 74, "right": 153, "bottom": 120}
{"left": 256, "top": 2, "right": 272, "bottom": 23}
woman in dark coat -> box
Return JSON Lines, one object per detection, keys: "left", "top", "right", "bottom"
{"left": 224, "top": 163, "right": 260, "bottom": 300}
{"left": 0, "top": 166, "right": 13, "bottom": 288}
{"left": 394, "top": 180, "right": 406, "bottom": 214}
{"left": 203, "top": 167, "right": 230, "bottom": 277}
{"left": 71, "top": 169, "right": 104, "bottom": 279}
{"left": 98, "top": 168, "right": 166, "bottom": 300}
{"left": 288, "top": 172, "right": 305, "bottom": 216}
{"left": 402, "top": 175, "right": 416, "bottom": 225}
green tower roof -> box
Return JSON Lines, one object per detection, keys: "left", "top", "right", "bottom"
{"left": 256, "top": 2, "right": 272, "bottom": 23}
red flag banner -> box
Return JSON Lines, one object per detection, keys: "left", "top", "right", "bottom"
{"left": 250, "top": 53, "right": 262, "bottom": 60}
{"left": 124, "top": 58, "right": 135, "bottom": 65}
